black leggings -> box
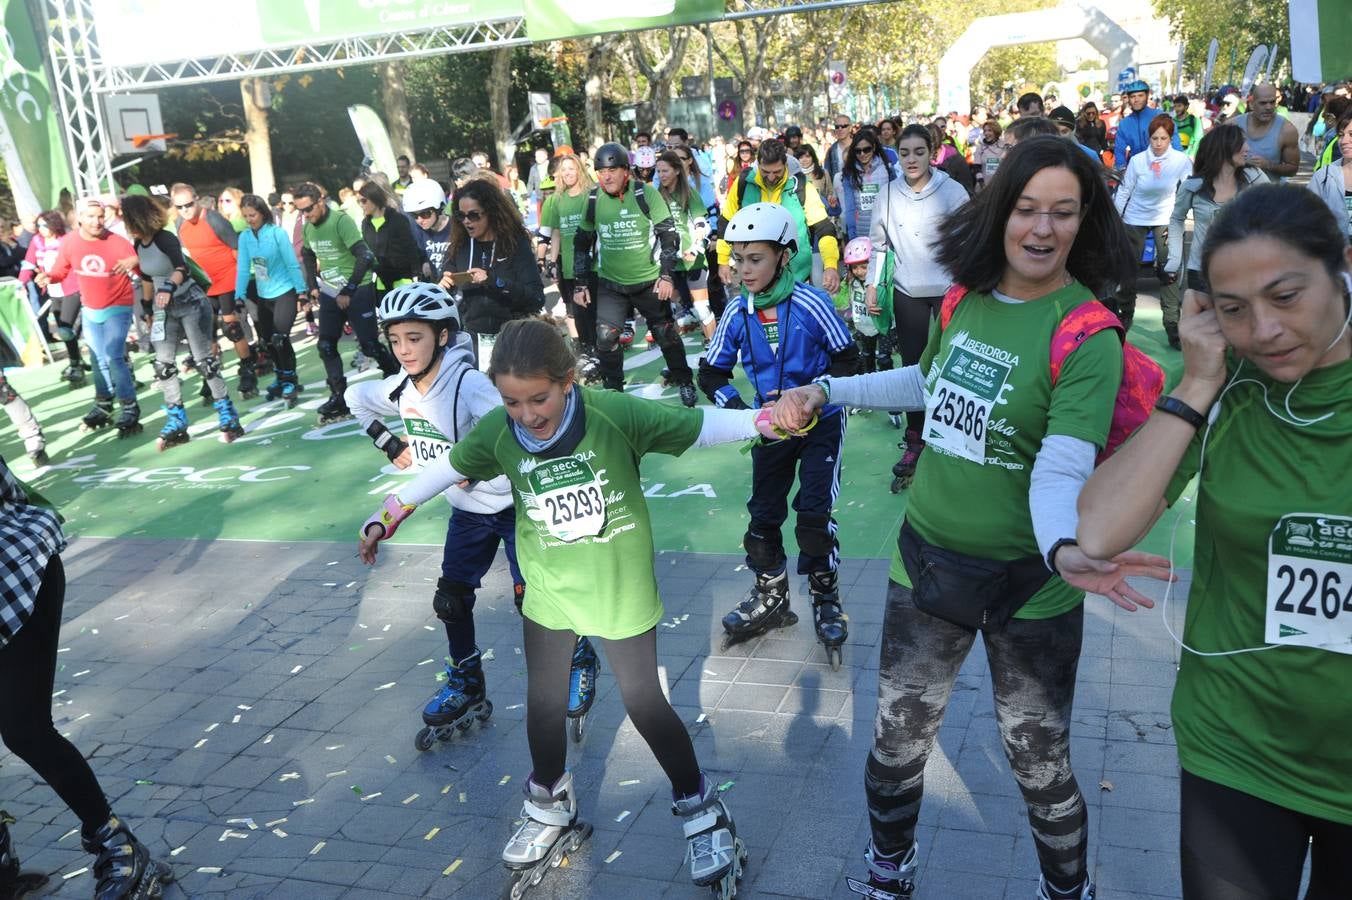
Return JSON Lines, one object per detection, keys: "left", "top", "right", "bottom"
{"left": 0, "top": 556, "right": 112, "bottom": 831}
{"left": 523, "top": 619, "right": 700, "bottom": 795}
{"left": 252, "top": 289, "right": 300, "bottom": 370}
{"left": 1181, "top": 769, "right": 1352, "bottom": 900}
{"left": 867, "top": 581, "right": 1087, "bottom": 890}
{"left": 317, "top": 285, "right": 391, "bottom": 380}
{"left": 891, "top": 291, "right": 943, "bottom": 433}
{"left": 559, "top": 275, "right": 598, "bottom": 351}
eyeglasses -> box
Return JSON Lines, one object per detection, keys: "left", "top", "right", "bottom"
{"left": 293, "top": 202, "right": 315, "bottom": 214}
{"left": 174, "top": 202, "right": 196, "bottom": 211}
{"left": 855, "top": 145, "right": 875, "bottom": 155}
{"left": 454, "top": 209, "right": 484, "bottom": 222}
{"left": 414, "top": 209, "right": 439, "bottom": 220}
{"left": 835, "top": 122, "right": 851, "bottom": 130}
{"left": 738, "top": 148, "right": 753, "bottom": 155}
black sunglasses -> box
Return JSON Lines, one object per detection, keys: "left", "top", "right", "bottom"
{"left": 293, "top": 203, "right": 316, "bottom": 213}
{"left": 855, "top": 145, "right": 875, "bottom": 154}
{"left": 454, "top": 209, "right": 484, "bottom": 222}
{"left": 738, "top": 147, "right": 753, "bottom": 154}
{"left": 174, "top": 202, "right": 196, "bottom": 210}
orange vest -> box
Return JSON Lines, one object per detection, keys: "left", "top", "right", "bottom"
{"left": 177, "top": 214, "right": 238, "bottom": 294}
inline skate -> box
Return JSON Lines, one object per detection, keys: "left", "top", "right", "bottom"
{"left": 214, "top": 396, "right": 244, "bottom": 442}
{"left": 673, "top": 777, "right": 747, "bottom": 898}
{"left": 0, "top": 810, "right": 48, "bottom": 897}
{"left": 156, "top": 404, "right": 189, "bottom": 451}
{"left": 567, "top": 637, "right": 599, "bottom": 743}
{"left": 115, "top": 400, "right": 142, "bottom": 439}
{"left": 414, "top": 650, "right": 492, "bottom": 751}
{"left": 890, "top": 429, "right": 925, "bottom": 493}
{"left": 809, "top": 571, "right": 847, "bottom": 670}
{"left": 502, "top": 772, "right": 591, "bottom": 899}
{"left": 845, "top": 841, "right": 917, "bottom": 900}
{"left": 721, "top": 570, "right": 797, "bottom": 651}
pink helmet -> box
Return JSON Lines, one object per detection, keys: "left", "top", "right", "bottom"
{"left": 843, "top": 237, "right": 873, "bottom": 266}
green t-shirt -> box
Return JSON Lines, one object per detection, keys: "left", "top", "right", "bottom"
{"left": 303, "top": 209, "right": 372, "bottom": 288}
{"left": 578, "top": 184, "right": 673, "bottom": 285}
{"left": 540, "top": 189, "right": 589, "bottom": 277}
{"left": 664, "top": 188, "right": 708, "bottom": 273}
{"left": 450, "top": 388, "right": 703, "bottom": 639}
{"left": 888, "top": 282, "right": 1122, "bottom": 619}
{"left": 1163, "top": 356, "right": 1352, "bottom": 824}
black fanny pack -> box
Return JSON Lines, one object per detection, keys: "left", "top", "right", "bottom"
{"left": 899, "top": 519, "right": 1053, "bottom": 632}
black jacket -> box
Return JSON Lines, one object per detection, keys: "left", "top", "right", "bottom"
{"left": 440, "top": 234, "right": 543, "bottom": 334}
{"left": 361, "top": 207, "right": 422, "bottom": 289}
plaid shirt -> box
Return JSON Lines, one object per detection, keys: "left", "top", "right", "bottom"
{"left": 0, "top": 457, "right": 65, "bottom": 649}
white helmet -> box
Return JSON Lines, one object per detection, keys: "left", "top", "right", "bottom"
{"left": 724, "top": 202, "right": 798, "bottom": 254}
{"left": 377, "top": 282, "right": 460, "bottom": 330}
{"left": 401, "top": 179, "right": 447, "bottom": 214}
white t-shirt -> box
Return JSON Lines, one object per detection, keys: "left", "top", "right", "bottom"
{"left": 1115, "top": 147, "right": 1193, "bottom": 227}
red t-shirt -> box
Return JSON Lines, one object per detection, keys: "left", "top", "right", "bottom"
{"left": 46, "top": 231, "right": 136, "bottom": 309}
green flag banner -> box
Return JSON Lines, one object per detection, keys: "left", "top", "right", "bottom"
{"left": 1289, "top": 0, "right": 1352, "bottom": 83}
{"left": 0, "top": 279, "right": 48, "bottom": 368}
{"left": 0, "top": 0, "right": 72, "bottom": 215}
{"left": 347, "top": 104, "right": 398, "bottom": 180}
{"left": 524, "top": 0, "right": 725, "bottom": 42}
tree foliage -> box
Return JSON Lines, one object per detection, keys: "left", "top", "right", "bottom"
{"left": 1153, "top": 0, "right": 1290, "bottom": 89}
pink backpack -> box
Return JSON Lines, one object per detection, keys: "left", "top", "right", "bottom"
{"left": 939, "top": 284, "right": 1164, "bottom": 464}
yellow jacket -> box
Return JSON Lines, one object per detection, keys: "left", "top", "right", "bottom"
{"left": 717, "top": 167, "right": 840, "bottom": 270}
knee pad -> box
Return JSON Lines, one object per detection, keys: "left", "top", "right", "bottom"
{"left": 794, "top": 513, "right": 837, "bottom": 560}
{"left": 0, "top": 378, "right": 16, "bottom": 405}
{"left": 596, "top": 322, "right": 622, "bottom": 354}
{"left": 200, "top": 354, "right": 223, "bottom": 380}
{"left": 222, "top": 318, "right": 246, "bottom": 343}
{"left": 433, "top": 577, "right": 476, "bottom": 625}
{"left": 270, "top": 332, "right": 292, "bottom": 354}
{"left": 743, "top": 526, "right": 785, "bottom": 572}
{"left": 650, "top": 317, "right": 681, "bottom": 348}
{"left": 152, "top": 360, "right": 178, "bottom": 381}
{"left": 694, "top": 300, "right": 715, "bottom": 326}
{"left": 317, "top": 338, "right": 340, "bottom": 360}
{"left": 56, "top": 325, "right": 76, "bottom": 342}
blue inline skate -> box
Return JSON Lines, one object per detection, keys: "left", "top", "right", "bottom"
{"left": 214, "top": 396, "right": 244, "bottom": 442}
{"left": 567, "top": 637, "right": 600, "bottom": 743}
{"left": 414, "top": 650, "right": 492, "bottom": 751}
{"left": 156, "top": 403, "right": 188, "bottom": 452}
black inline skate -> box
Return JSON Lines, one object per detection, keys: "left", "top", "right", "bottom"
{"left": 82, "top": 813, "right": 174, "bottom": 900}
{"left": 115, "top": 400, "right": 142, "bottom": 438}
{"left": 846, "top": 841, "right": 917, "bottom": 900}
{"left": 721, "top": 570, "right": 797, "bottom": 651}
{"left": 414, "top": 650, "right": 492, "bottom": 751}
{"left": 0, "top": 810, "right": 49, "bottom": 898}
{"left": 890, "top": 429, "right": 925, "bottom": 493}
{"left": 81, "top": 396, "right": 115, "bottom": 432}
{"left": 316, "top": 377, "right": 352, "bottom": 425}
{"left": 566, "top": 637, "right": 599, "bottom": 743}
{"left": 236, "top": 357, "right": 259, "bottom": 399}
{"left": 809, "top": 571, "right": 847, "bottom": 670}
{"left": 61, "top": 363, "right": 87, "bottom": 389}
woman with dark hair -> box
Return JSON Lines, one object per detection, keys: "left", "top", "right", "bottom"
{"left": 120, "top": 194, "right": 245, "bottom": 447}
{"left": 1112, "top": 113, "right": 1193, "bottom": 331}
{"left": 438, "top": 178, "right": 544, "bottom": 351}
{"left": 1076, "top": 102, "right": 1108, "bottom": 155}
{"left": 358, "top": 181, "right": 422, "bottom": 296}
{"left": 236, "top": 194, "right": 307, "bottom": 404}
{"left": 656, "top": 149, "right": 717, "bottom": 342}
{"left": 1306, "top": 109, "right": 1352, "bottom": 240}
{"left": 833, "top": 126, "right": 896, "bottom": 242}
{"left": 1164, "top": 124, "right": 1267, "bottom": 347}
{"left": 868, "top": 122, "right": 969, "bottom": 486}
{"left": 928, "top": 122, "right": 975, "bottom": 193}
{"left": 876, "top": 117, "right": 903, "bottom": 152}
{"left": 19, "top": 211, "right": 83, "bottom": 386}
{"left": 772, "top": 135, "right": 1166, "bottom": 900}
{"left": 1079, "top": 182, "right": 1352, "bottom": 900}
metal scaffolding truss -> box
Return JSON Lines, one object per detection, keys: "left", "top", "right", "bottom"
{"left": 98, "top": 18, "right": 530, "bottom": 91}
{"left": 45, "top": 0, "right": 114, "bottom": 197}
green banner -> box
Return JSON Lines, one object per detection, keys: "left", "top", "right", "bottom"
{"left": 523, "top": 0, "right": 725, "bottom": 42}
{"left": 0, "top": 278, "right": 46, "bottom": 368}
{"left": 0, "top": 0, "right": 72, "bottom": 215}
{"left": 1290, "top": 0, "right": 1352, "bottom": 82}
{"left": 347, "top": 104, "right": 398, "bottom": 180}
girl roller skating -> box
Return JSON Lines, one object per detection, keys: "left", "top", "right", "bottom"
{"left": 359, "top": 317, "right": 803, "bottom": 897}
{"left": 347, "top": 285, "right": 597, "bottom": 752}
{"left": 698, "top": 203, "right": 859, "bottom": 669}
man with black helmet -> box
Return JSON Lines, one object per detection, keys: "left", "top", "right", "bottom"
{"left": 573, "top": 142, "right": 698, "bottom": 406}
{"left": 1115, "top": 80, "right": 1180, "bottom": 165}
{"left": 783, "top": 125, "right": 804, "bottom": 151}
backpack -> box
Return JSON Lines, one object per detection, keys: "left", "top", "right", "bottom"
{"left": 939, "top": 284, "right": 1164, "bottom": 464}
{"left": 583, "top": 181, "right": 652, "bottom": 227}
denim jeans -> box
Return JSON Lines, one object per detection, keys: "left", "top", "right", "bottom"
{"left": 82, "top": 306, "right": 135, "bottom": 402}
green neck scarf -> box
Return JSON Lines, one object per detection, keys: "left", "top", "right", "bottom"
{"left": 744, "top": 264, "right": 795, "bottom": 310}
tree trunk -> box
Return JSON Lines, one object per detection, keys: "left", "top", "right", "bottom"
{"left": 584, "top": 37, "right": 611, "bottom": 149}
{"left": 239, "top": 77, "right": 275, "bottom": 196}
{"left": 488, "top": 47, "right": 515, "bottom": 174}
{"left": 377, "top": 61, "right": 416, "bottom": 161}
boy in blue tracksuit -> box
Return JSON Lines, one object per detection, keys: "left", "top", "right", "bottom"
{"left": 697, "top": 202, "right": 859, "bottom": 664}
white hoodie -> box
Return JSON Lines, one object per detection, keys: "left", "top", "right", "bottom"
{"left": 346, "top": 332, "right": 513, "bottom": 515}
{"left": 869, "top": 167, "right": 970, "bottom": 298}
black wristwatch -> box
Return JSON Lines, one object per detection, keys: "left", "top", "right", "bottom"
{"left": 1154, "top": 395, "right": 1207, "bottom": 430}
{"left": 1047, "top": 538, "right": 1078, "bottom": 575}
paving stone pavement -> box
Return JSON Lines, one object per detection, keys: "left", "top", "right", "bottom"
{"left": 0, "top": 538, "right": 1191, "bottom": 899}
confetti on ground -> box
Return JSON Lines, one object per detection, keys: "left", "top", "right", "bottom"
{"left": 1099, "top": 780, "right": 1114, "bottom": 792}
{"left": 441, "top": 784, "right": 453, "bottom": 795}
{"left": 498, "top": 775, "right": 511, "bottom": 786}
{"left": 424, "top": 827, "right": 440, "bottom": 840}
{"left": 272, "top": 828, "right": 288, "bottom": 838}
{"left": 52, "top": 690, "right": 65, "bottom": 698}
{"left": 195, "top": 867, "right": 222, "bottom": 874}
{"left": 327, "top": 770, "right": 348, "bottom": 779}
{"left": 482, "top": 648, "right": 495, "bottom": 661}
{"left": 231, "top": 715, "right": 241, "bottom": 724}
{"left": 443, "top": 858, "right": 463, "bottom": 876}
{"left": 73, "top": 669, "right": 90, "bottom": 677}
{"left": 74, "top": 713, "right": 90, "bottom": 722}
{"left": 114, "top": 614, "right": 129, "bottom": 621}
{"left": 279, "top": 773, "right": 300, "bottom": 782}
{"left": 423, "top": 625, "right": 435, "bottom": 631}
{"left": 374, "top": 682, "right": 396, "bottom": 691}
{"left": 615, "top": 810, "right": 631, "bottom": 823}
{"left": 382, "top": 623, "right": 391, "bottom": 632}
{"left": 292, "top": 798, "right": 314, "bottom": 807}
{"left": 265, "top": 818, "right": 287, "bottom": 828}
{"left": 618, "top": 779, "right": 641, "bottom": 786}
{"left": 290, "top": 665, "right": 304, "bottom": 674}
{"left": 695, "top": 713, "right": 707, "bottom": 724}
{"left": 227, "top": 818, "right": 258, "bottom": 830}
{"left": 402, "top": 794, "right": 419, "bottom": 805}
{"left": 263, "top": 734, "right": 274, "bottom": 744}
{"left": 135, "top": 779, "right": 154, "bottom": 785}
{"left": 326, "top": 561, "right": 338, "bottom": 566}
{"left": 505, "top": 703, "right": 524, "bottom": 710}
{"left": 323, "top": 583, "right": 338, "bottom": 588}
{"left": 458, "top": 792, "right": 466, "bottom": 804}
{"left": 346, "top": 581, "right": 357, "bottom": 588}
{"left": 170, "top": 846, "right": 186, "bottom": 857}
{"left": 193, "top": 739, "right": 208, "bottom": 749}
{"left": 218, "top": 829, "right": 249, "bottom": 842}
{"left": 360, "top": 792, "right": 382, "bottom": 801}
{"left": 310, "top": 841, "right": 326, "bottom": 855}
{"left": 325, "top": 744, "right": 344, "bottom": 750}
{"left": 418, "top": 658, "right": 435, "bottom": 666}
{"left": 604, "top": 850, "right": 622, "bottom": 864}
{"left": 385, "top": 755, "right": 398, "bottom": 765}
{"left": 59, "top": 828, "right": 78, "bottom": 841}
{"left": 62, "top": 867, "right": 88, "bottom": 880}
{"left": 514, "top": 647, "right": 521, "bottom": 655}
{"left": 718, "top": 780, "right": 736, "bottom": 792}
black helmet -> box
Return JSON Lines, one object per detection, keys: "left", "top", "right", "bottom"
{"left": 784, "top": 125, "right": 803, "bottom": 138}
{"left": 593, "top": 142, "right": 630, "bottom": 170}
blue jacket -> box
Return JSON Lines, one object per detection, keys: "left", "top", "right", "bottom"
{"left": 699, "top": 280, "right": 855, "bottom": 412}
{"left": 1116, "top": 108, "right": 1182, "bottom": 166}
{"left": 236, "top": 223, "right": 307, "bottom": 300}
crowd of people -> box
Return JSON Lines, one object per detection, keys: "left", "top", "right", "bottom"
{"left": 1, "top": 73, "right": 1350, "bottom": 900}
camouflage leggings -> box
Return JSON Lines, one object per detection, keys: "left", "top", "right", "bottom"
{"left": 866, "top": 581, "right": 1088, "bottom": 889}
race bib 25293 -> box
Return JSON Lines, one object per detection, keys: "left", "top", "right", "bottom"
{"left": 527, "top": 456, "right": 607, "bottom": 542}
